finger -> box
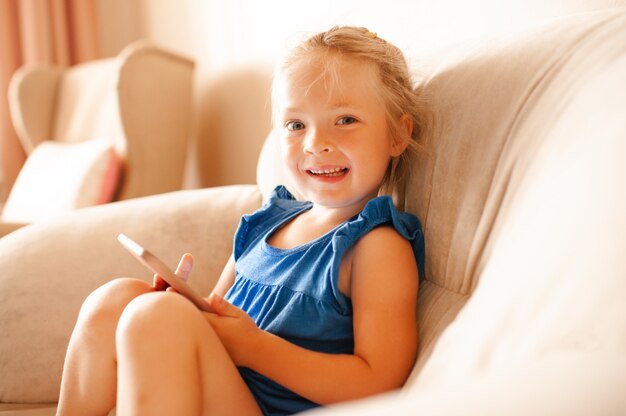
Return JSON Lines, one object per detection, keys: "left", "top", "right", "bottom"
{"left": 153, "top": 273, "right": 169, "bottom": 291}
{"left": 175, "top": 253, "right": 194, "bottom": 282}
{"left": 208, "top": 293, "right": 239, "bottom": 318}
{"left": 202, "top": 311, "right": 218, "bottom": 324}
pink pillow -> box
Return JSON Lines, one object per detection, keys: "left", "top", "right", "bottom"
{"left": 2, "top": 139, "right": 122, "bottom": 223}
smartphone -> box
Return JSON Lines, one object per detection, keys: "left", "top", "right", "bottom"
{"left": 117, "top": 233, "right": 213, "bottom": 313}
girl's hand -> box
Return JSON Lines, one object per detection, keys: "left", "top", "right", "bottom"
{"left": 152, "top": 253, "right": 194, "bottom": 291}
{"left": 204, "top": 294, "right": 260, "bottom": 366}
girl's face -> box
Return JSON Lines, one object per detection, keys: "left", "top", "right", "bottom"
{"left": 274, "top": 55, "right": 405, "bottom": 215}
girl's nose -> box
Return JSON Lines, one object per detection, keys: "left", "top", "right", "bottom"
{"left": 304, "top": 130, "right": 333, "bottom": 154}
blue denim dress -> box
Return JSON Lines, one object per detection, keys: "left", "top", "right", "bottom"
{"left": 225, "top": 186, "right": 425, "bottom": 415}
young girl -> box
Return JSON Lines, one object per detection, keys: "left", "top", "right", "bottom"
{"left": 57, "top": 26, "right": 428, "bottom": 416}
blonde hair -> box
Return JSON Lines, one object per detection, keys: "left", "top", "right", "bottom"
{"left": 272, "top": 26, "right": 431, "bottom": 196}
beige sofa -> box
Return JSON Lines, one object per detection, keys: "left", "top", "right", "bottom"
{"left": 1, "top": 7, "right": 626, "bottom": 415}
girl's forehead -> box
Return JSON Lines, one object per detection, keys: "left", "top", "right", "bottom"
{"left": 275, "top": 55, "right": 382, "bottom": 107}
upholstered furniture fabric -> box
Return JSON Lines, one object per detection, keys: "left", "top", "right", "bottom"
{"left": 0, "top": 185, "right": 262, "bottom": 406}
{"left": 2, "top": 139, "right": 121, "bottom": 223}
{"left": 1, "top": 41, "right": 195, "bottom": 234}
{"left": 1, "top": 7, "right": 625, "bottom": 415}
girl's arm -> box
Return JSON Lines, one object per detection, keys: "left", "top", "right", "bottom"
{"left": 206, "top": 225, "right": 419, "bottom": 405}
{"left": 210, "top": 254, "right": 236, "bottom": 297}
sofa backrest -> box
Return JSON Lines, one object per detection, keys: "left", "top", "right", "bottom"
{"left": 406, "top": 7, "right": 626, "bottom": 390}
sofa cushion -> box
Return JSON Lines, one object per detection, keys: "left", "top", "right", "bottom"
{"left": 319, "top": 353, "right": 626, "bottom": 415}
{"left": 1, "top": 139, "right": 121, "bottom": 223}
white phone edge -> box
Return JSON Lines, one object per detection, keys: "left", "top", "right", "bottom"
{"left": 117, "top": 233, "right": 213, "bottom": 313}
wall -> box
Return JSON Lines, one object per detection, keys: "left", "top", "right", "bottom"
{"left": 96, "top": 0, "right": 625, "bottom": 188}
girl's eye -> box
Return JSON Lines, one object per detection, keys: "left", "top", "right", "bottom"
{"left": 337, "top": 116, "right": 357, "bottom": 125}
{"left": 286, "top": 121, "right": 305, "bottom": 131}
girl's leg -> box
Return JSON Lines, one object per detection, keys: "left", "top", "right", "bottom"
{"left": 115, "top": 291, "right": 261, "bottom": 416}
{"left": 57, "top": 278, "right": 153, "bottom": 416}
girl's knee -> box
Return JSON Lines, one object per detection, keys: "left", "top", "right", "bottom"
{"left": 78, "top": 278, "right": 152, "bottom": 326}
{"left": 116, "top": 292, "right": 198, "bottom": 342}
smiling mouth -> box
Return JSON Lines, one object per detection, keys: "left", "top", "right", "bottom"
{"left": 307, "top": 167, "right": 349, "bottom": 177}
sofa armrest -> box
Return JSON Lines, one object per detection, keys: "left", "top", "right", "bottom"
{"left": 0, "top": 185, "right": 262, "bottom": 404}
{"left": 0, "top": 221, "right": 26, "bottom": 238}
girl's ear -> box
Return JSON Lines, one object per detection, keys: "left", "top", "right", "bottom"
{"left": 390, "top": 114, "right": 413, "bottom": 157}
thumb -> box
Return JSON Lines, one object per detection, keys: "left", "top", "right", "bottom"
{"left": 208, "top": 293, "right": 239, "bottom": 317}
{"left": 175, "top": 253, "right": 194, "bottom": 282}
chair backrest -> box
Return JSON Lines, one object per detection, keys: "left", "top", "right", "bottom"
{"left": 9, "top": 41, "right": 195, "bottom": 200}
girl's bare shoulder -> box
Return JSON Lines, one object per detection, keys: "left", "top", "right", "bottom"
{"left": 351, "top": 225, "right": 418, "bottom": 282}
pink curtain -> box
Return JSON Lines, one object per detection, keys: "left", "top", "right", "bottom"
{"left": 0, "top": 0, "right": 100, "bottom": 200}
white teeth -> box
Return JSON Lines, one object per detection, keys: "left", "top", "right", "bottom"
{"left": 310, "top": 167, "right": 345, "bottom": 174}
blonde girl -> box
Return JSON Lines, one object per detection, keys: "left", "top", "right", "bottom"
{"left": 58, "top": 26, "right": 427, "bottom": 416}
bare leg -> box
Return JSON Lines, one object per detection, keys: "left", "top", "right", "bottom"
{"left": 115, "top": 291, "right": 261, "bottom": 416}
{"left": 57, "top": 278, "right": 153, "bottom": 416}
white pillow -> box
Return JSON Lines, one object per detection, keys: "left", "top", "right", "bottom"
{"left": 2, "top": 139, "right": 122, "bottom": 223}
